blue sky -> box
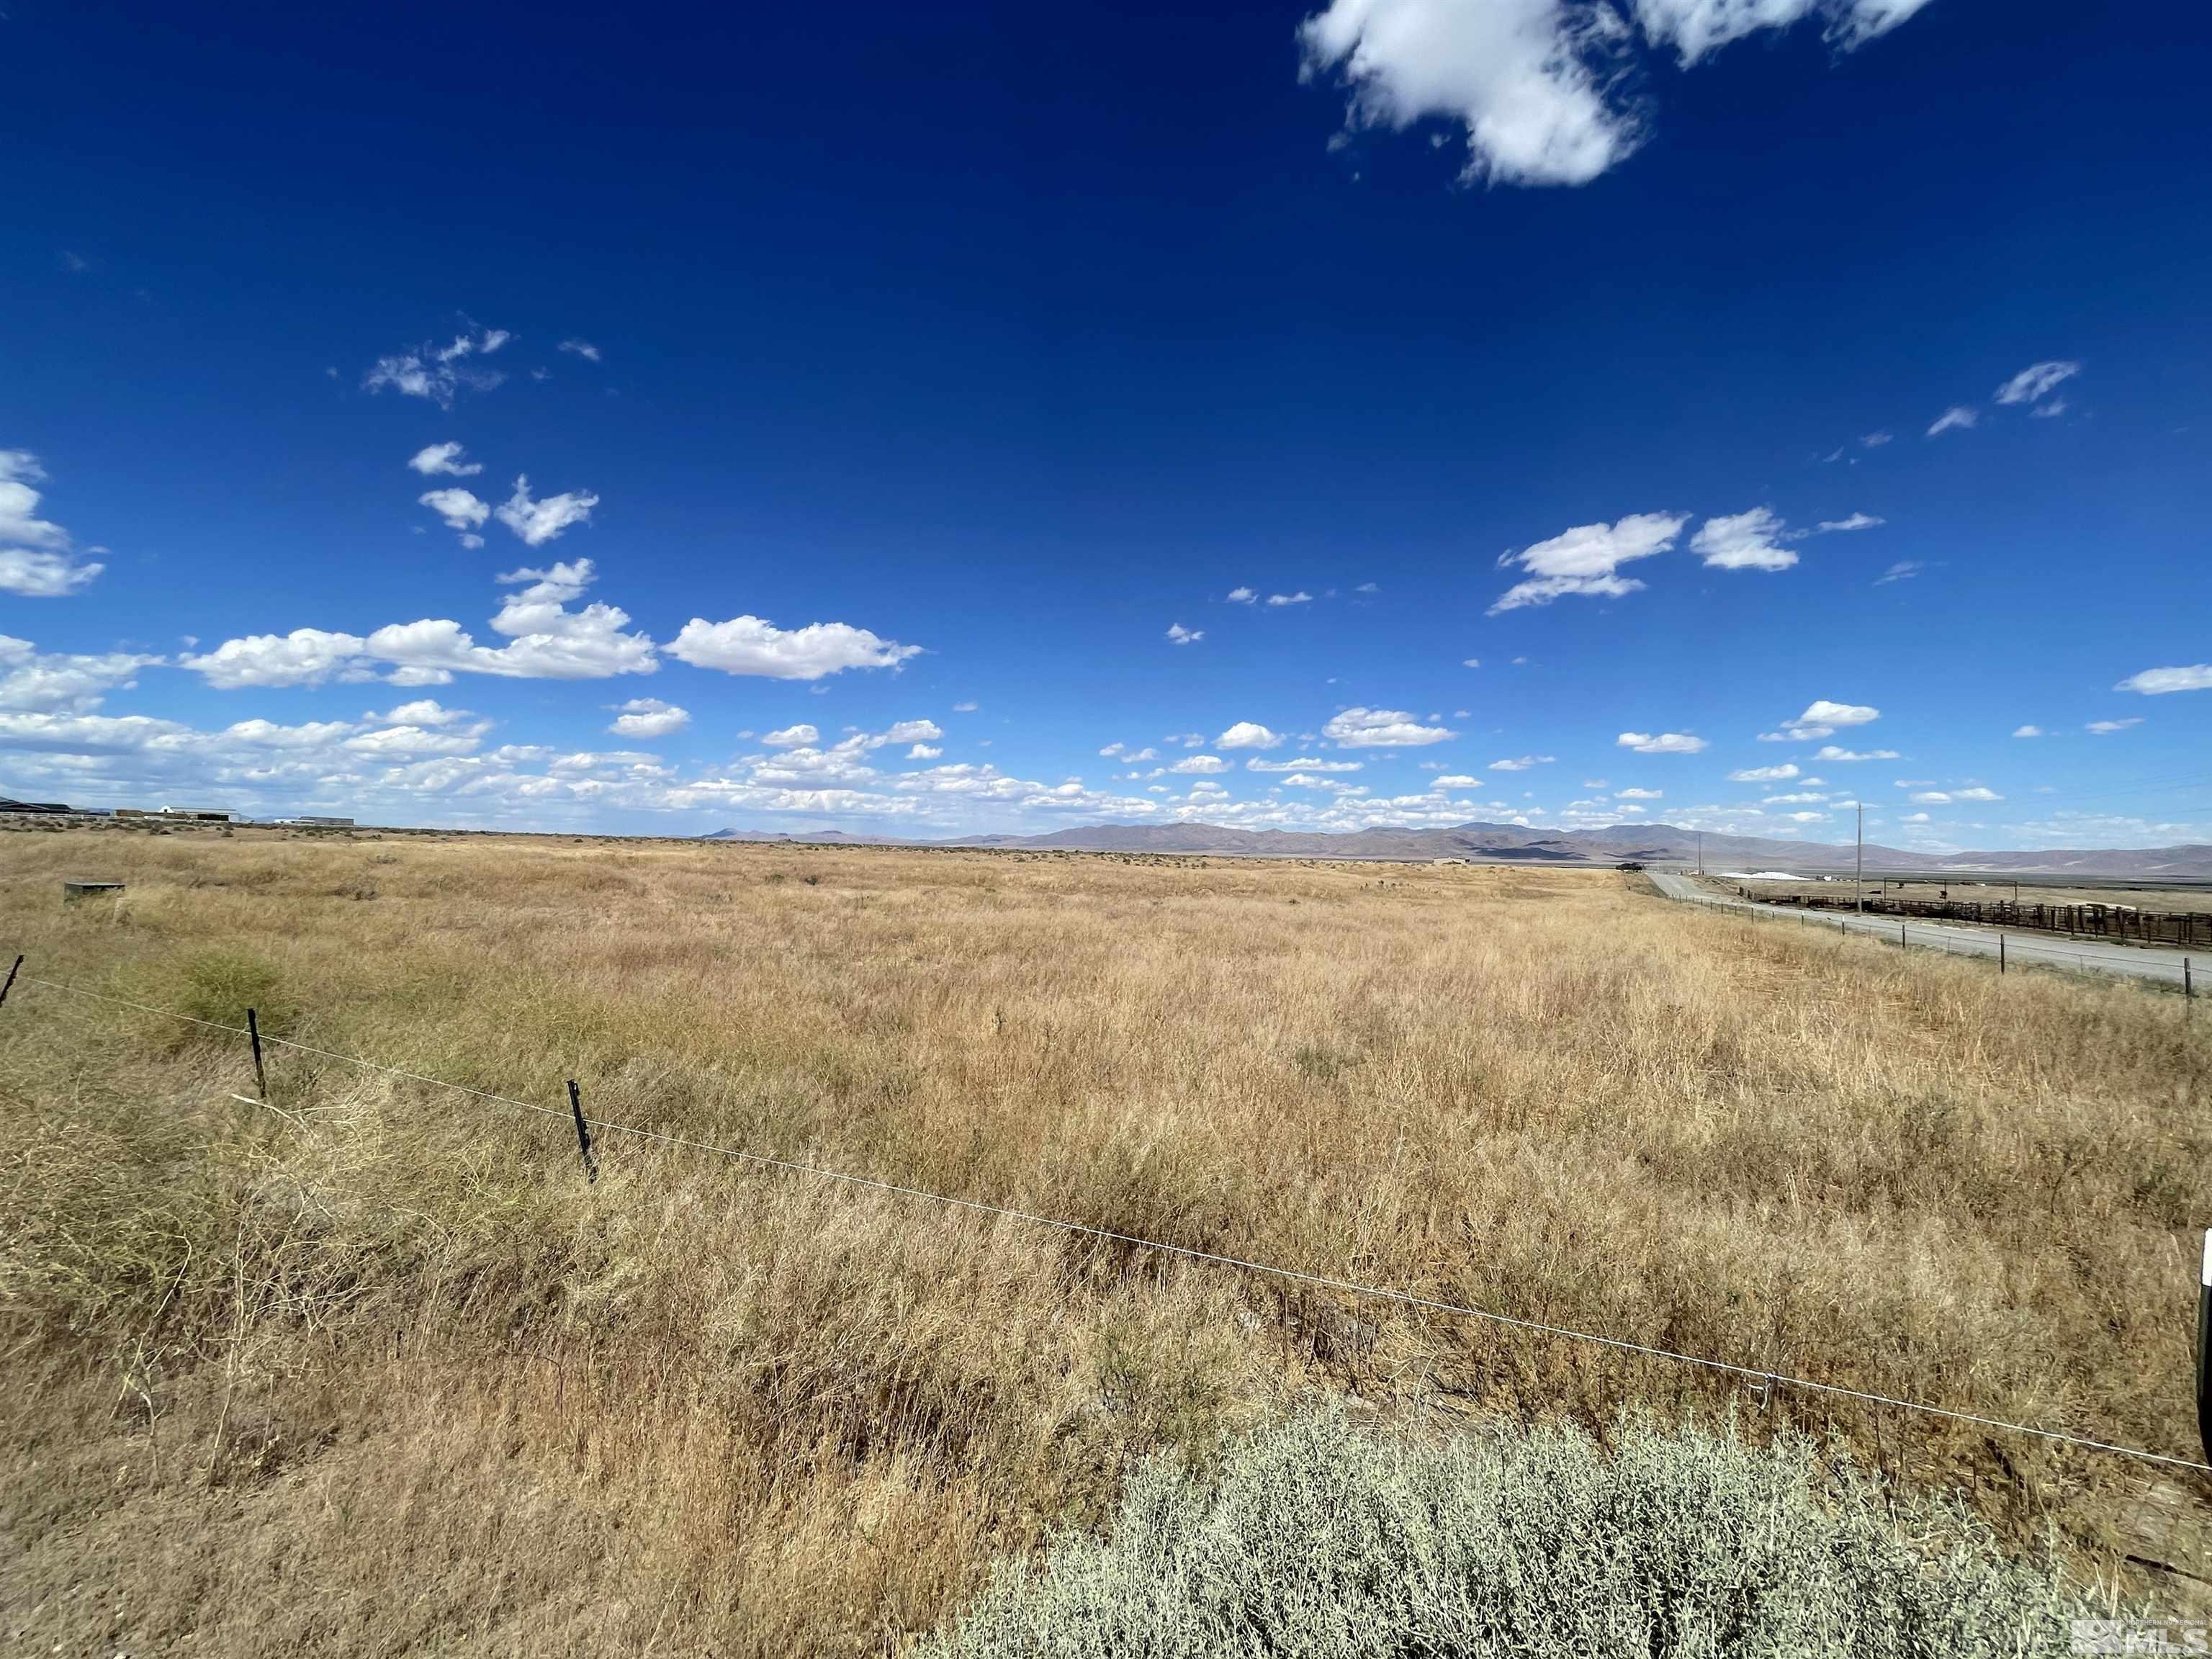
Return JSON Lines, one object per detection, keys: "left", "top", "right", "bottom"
{"left": 5, "top": 0, "right": 2209, "bottom": 848}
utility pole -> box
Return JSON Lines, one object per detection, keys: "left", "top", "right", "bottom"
{"left": 1855, "top": 802, "right": 1864, "bottom": 915}
{"left": 1695, "top": 831, "right": 1703, "bottom": 877}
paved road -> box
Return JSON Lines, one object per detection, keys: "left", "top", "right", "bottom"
{"left": 1647, "top": 869, "right": 2199, "bottom": 989}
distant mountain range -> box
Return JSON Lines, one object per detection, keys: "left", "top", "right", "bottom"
{"left": 699, "top": 821, "right": 2212, "bottom": 878}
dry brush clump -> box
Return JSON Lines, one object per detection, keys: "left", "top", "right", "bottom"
{"left": 0, "top": 830, "right": 2204, "bottom": 1654}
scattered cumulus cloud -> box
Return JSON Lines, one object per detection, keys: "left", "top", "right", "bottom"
{"left": 1169, "top": 754, "right": 1230, "bottom": 774}
{"left": 0, "top": 451, "right": 105, "bottom": 597}
{"left": 1815, "top": 512, "right": 1883, "bottom": 533}
{"left": 1691, "top": 508, "right": 1797, "bottom": 572}
{"left": 494, "top": 475, "right": 599, "bottom": 547}
{"left": 363, "top": 323, "right": 511, "bottom": 408}
{"left": 1217, "top": 721, "right": 1285, "bottom": 750}
{"left": 1246, "top": 755, "right": 1362, "bottom": 773}
{"left": 1488, "top": 755, "right": 1553, "bottom": 772}
{"left": 1861, "top": 431, "right": 1892, "bottom": 448}
{"left": 1616, "top": 786, "right": 1663, "bottom": 799}
{"left": 764, "top": 724, "right": 819, "bottom": 747}
{"left": 408, "top": 441, "right": 483, "bottom": 478}
{"left": 1927, "top": 405, "right": 1977, "bottom": 437}
{"left": 2013, "top": 724, "right": 2042, "bottom": 738}
{"left": 1166, "top": 623, "right": 1205, "bottom": 644}
{"left": 1266, "top": 591, "right": 1313, "bottom": 607}
{"left": 668, "top": 613, "right": 920, "bottom": 681}
{"left": 2086, "top": 717, "right": 2142, "bottom": 734}
{"left": 1730, "top": 763, "right": 1799, "bottom": 782}
{"left": 1324, "top": 707, "right": 1455, "bottom": 747}
{"left": 2116, "top": 665, "right": 2212, "bottom": 696}
{"left": 1490, "top": 512, "right": 1685, "bottom": 613}
{"left": 1615, "top": 731, "right": 1706, "bottom": 755}
{"left": 557, "top": 339, "right": 603, "bottom": 362}
{"left": 1296, "top": 0, "right": 1936, "bottom": 189}
{"left": 1226, "top": 586, "right": 1256, "bottom": 604}
{"left": 1812, "top": 745, "right": 1898, "bottom": 761}
{"left": 419, "top": 487, "right": 490, "bottom": 534}
{"left": 608, "top": 698, "right": 690, "bottom": 739}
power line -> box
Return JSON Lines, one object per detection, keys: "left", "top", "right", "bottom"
{"left": 13, "top": 971, "right": 2211, "bottom": 1476}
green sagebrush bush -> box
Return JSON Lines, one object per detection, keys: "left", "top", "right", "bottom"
{"left": 927, "top": 1407, "right": 2106, "bottom": 1658}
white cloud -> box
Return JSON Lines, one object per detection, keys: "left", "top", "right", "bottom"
{"left": 419, "top": 487, "right": 490, "bottom": 533}
{"left": 764, "top": 724, "right": 819, "bottom": 747}
{"left": 1166, "top": 623, "right": 1205, "bottom": 644}
{"left": 1488, "top": 755, "right": 1553, "bottom": 772}
{"left": 1875, "top": 561, "right": 1922, "bottom": 585}
{"left": 1490, "top": 512, "right": 1684, "bottom": 613}
{"left": 1797, "top": 700, "right": 1877, "bottom": 730}
{"left": 1815, "top": 512, "right": 1883, "bottom": 533}
{"left": 1431, "top": 773, "right": 1482, "bottom": 788}
{"left": 1226, "top": 586, "right": 1256, "bottom": 603}
{"left": 1169, "top": 754, "right": 1230, "bottom": 774}
{"left": 1899, "top": 811, "right": 1930, "bottom": 823}
{"left": 0, "top": 635, "right": 161, "bottom": 714}
{"left": 493, "top": 475, "right": 598, "bottom": 547}
{"left": 182, "top": 559, "right": 656, "bottom": 687}
{"left": 1298, "top": 0, "right": 1932, "bottom": 190}
{"left": 1246, "top": 755, "right": 1362, "bottom": 773}
{"left": 1729, "top": 763, "right": 1799, "bottom": 782}
{"left": 1462, "top": 657, "right": 1481, "bottom": 668}
{"left": 1910, "top": 791, "right": 1951, "bottom": 804}
{"left": 1324, "top": 707, "right": 1455, "bottom": 747}
{"left": 1927, "top": 405, "right": 1977, "bottom": 437}
{"left": 408, "top": 441, "right": 483, "bottom": 478}
{"left": 953, "top": 701, "right": 979, "bottom": 712}
{"left": 0, "top": 451, "right": 105, "bottom": 597}
{"left": 376, "top": 698, "right": 469, "bottom": 727}
{"left": 2086, "top": 717, "right": 2141, "bottom": 734}
{"left": 667, "top": 613, "right": 920, "bottom": 680}
{"left": 1951, "top": 786, "right": 2002, "bottom": 801}
{"left": 1993, "top": 360, "right": 2080, "bottom": 406}
{"left": 608, "top": 698, "right": 690, "bottom": 739}
{"left": 2116, "top": 665, "right": 2212, "bottom": 696}
{"left": 1615, "top": 730, "right": 1706, "bottom": 754}
{"left": 1265, "top": 591, "right": 1312, "bottom": 607}
{"left": 2030, "top": 399, "right": 2066, "bottom": 418}
{"left": 2012, "top": 724, "right": 2042, "bottom": 738}
{"left": 864, "top": 719, "right": 943, "bottom": 749}
{"left": 1615, "top": 786, "right": 1663, "bottom": 799}
{"left": 558, "top": 339, "right": 603, "bottom": 362}
{"left": 1691, "top": 508, "right": 1797, "bottom": 572}
{"left": 1762, "top": 791, "right": 1825, "bottom": 804}
{"left": 1217, "top": 721, "right": 1285, "bottom": 750}
{"left": 908, "top": 743, "right": 942, "bottom": 759}
{"left": 1812, "top": 745, "right": 1898, "bottom": 761}
{"left": 1861, "top": 431, "right": 1892, "bottom": 448}
{"left": 1354, "top": 581, "right": 1380, "bottom": 593}
{"left": 362, "top": 325, "right": 510, "bottom": 408}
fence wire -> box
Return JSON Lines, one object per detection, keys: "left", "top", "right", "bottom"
{"left": 9, "top": 969, "right": 2211, "bottom": 1477}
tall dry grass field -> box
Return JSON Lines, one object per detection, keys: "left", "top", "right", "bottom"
{"left": 1, "top": 824, "right": 2206, "bottom": 1653}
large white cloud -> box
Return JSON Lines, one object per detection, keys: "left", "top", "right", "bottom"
{"left": 180, "top": 559, "right": 657, "bottom": 688}
{"left": 2116, "top": 665, "right": 2212, "bottom": 696}
{"left": 666, "top": 614, "right": 921, "bottom": 680}
{"left": 1691, "top": 508, "right": 1796, "bottom": 572}
{"left": 1490, "top": 512, "right": 1684, "bottom": 613}
{"left": 1299, "top": 0, "right": 1937, "bottom": 188}
{"left": 0, "top": 635, "right": 162, "bottom": 714}
{"left": 608, "top": 698, "right": 691, "bottom": 739}
{"left": 1217, "top": 721, "right": 1285, "bottom": 750}
{"left": 1323, "top": 707, "right": 1455, "bottom": 747}
{"left": 0, "top": 451, "right": 105, "bottom": 597}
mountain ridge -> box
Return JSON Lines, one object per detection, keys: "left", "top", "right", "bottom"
{"left": 698, "top": 821, "right": 2212, "bottom": 878}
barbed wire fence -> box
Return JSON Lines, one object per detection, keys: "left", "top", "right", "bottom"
{"left": 4, "top": 960, "right": 2209, "bottom": 1478}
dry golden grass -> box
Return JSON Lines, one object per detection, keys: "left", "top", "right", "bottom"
{"left": 1, "top": 826, "right": 2207, "bottom": 1653}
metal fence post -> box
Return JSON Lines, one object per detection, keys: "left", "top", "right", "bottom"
{"left": 567, "top": 1079, "right": 599, "bottom": 1183}
{"left": 246, "top": 1007, "right": 268, "bottom": 1102}
{"left": 1999, "top": 935, "right": 2005, "bottom": 974}
{"left": 0, "top": 954, "right": 20, "bottom": 1010}
{"left": 2198, "top": 1229, "right": 2211, "bottom": 1469}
